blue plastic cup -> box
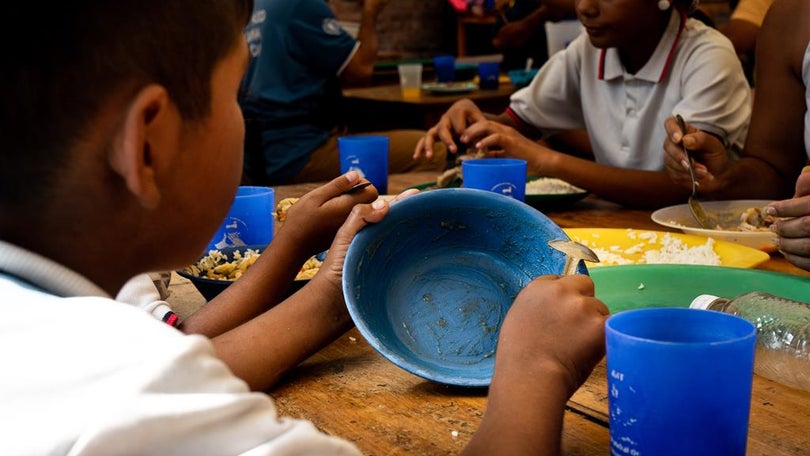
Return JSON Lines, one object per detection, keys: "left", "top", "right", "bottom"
{"left": 206, "top": 186, "right": 275, "bottom": 252}
{"left": 477, "top": 61, "right": 500, "bottom": 89}
{"left": 433, "top": 55, "right": 456, "bottom": 83}
{"left": 338, "top": 135, "right": 389, "bottom": 194}
{"left": 605, "top": 308, "right": 756, "bottom": 456}
{"left": 461, "top": 158, "right": 527, "bottom": 201}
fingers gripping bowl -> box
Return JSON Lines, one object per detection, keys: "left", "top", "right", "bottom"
{"left": 342, "top": 189, "right": 586, "bottom": 387}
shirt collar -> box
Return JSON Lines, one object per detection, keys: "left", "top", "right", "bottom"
{"left": 0, "top": 240, "right": 109, "bottom": 298}
{"left": 598, "top": 10, "right": 687, "bottom": 83}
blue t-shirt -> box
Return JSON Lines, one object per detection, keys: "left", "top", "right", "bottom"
{"left": 239, "top": 0, "right": 357, "bottom": 183}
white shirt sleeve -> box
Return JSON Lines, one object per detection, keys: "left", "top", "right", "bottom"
{"left": 672, "top": 31, "right": 751, "bottom": 149}
{"left": 508, "top": 33, "right": 588, "bottom": 134}
{"left": 116, "top": 273, "right": 179, "bottom": 325}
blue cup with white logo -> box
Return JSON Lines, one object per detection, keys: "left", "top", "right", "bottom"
{"left": 462, "top": 158, "right": 527, "bottom": 201}
{"left": 338, "top": 135, "right": 389, "bottom": 194}
{"left": 206, "top": 186, "right": 274, "bottom": 252}
{"left": 605, "top": 308, "right": 756, "bottom": 456}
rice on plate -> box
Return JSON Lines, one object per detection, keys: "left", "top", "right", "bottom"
{"left": 561, "top": 228, "right": 771, "bottom": 268}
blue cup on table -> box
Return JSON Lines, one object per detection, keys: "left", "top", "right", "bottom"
{"left": 206, "top": 186, "right": 275, "bottom": 252}
{"left": 433, "top": 55, "right": 456, "bottom": 83}
{"left": 605, "top": 308, "right": 756, "bottom": 456}
{"left": 462, "top": 158, "right": 527, "bottom": 201}
{"left": 338, "top": 135, "right": 389, "bottom": 194}
{"left": 477, "top": 61, "right": 500, "bottom": 89}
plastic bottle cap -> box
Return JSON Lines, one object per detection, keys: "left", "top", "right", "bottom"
{"left": 690, "top": 294, "right": 721, "bottom": 310}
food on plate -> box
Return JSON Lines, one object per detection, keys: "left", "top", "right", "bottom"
{"left": 184, "top": 247, "right": 322, "bottom": 282}
{"left": 274, "top": 197, "right": 299, "bottom": 222}
{"left": 567, "top": 230, "right": 721, "bottom": 266}
{"left": 525, "top": 178, "right": 585, "bottom": 195}
{"left": 185, "top": 247, "right": 261, "bottom": 281}
{"left": 738, "top": 207, "right": 777, "bottom": 232}
{"left": 434, "top": 149, "right": 487, "bottom": 188}
{"left": 296, "top": 255, "right": 323, "bottom": 280}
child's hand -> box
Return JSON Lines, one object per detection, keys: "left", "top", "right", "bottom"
{"left": 465, "top": 274, "right": 608, "bottom": 454}
{"left": 662, "top": 116, "right": 728, "bottom": 195}
{"left": 415, "top": 99, "right": 487, "bottom": 159}
{"left": 312, "top": 189, "right": 419, "bottom": 295}
{"left": 280, "top": 171, "right": 378, "bottom": 256}
{"left": 494, "top": 274, "right": 609, "bottom": 395}
{"left": 461, "top": 119, "right": 552, "bottom": 169}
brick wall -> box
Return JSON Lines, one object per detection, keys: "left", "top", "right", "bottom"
{"left": 330, "top": 0, "right": 457, "bottom": 59}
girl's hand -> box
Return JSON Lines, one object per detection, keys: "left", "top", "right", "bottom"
{"left": 415, "top": 99, "right": 487, "bottom": 159}
{"left": 662, "top": 116, "right": 729, "bottom": 196}
{"left": 463, "top": 119, "right": 554, "bottom": 171}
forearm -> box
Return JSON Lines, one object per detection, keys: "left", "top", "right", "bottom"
{"left": 463, "top": 360, "right": 571, "bottom": 456}
{"left": 179, "top": 227, "right": 313, "bottom": 338}
{"left": 210, "top": 277, "right": 353, "bottom": 392}
{"left": 342, "top": 5, "right": 382, "bottom": 86}
{"left": 711, "top": 156, "right": 796, "bottom": 200}
{"left": 493, "top": 6, "right": 550, "bottom": 50}
{"left": 718, "top": 19, "right": 760, "bottom": 56}
{"left": 539, "top": 152, "right": 689, "bottom": 208}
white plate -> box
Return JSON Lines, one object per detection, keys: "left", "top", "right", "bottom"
{"left": 421, "top": 82, "right": 477, "bottom": 94}
{"left": 651, "top": 200, "right": 777, "bottom": 252}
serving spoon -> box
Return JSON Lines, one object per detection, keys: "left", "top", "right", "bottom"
{"left": 676, "top": 114, "right": 713, "bottom": 229}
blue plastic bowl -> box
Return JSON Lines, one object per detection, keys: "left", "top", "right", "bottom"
{"left": 342, "top": 188, "right": 585, "bottom": 387}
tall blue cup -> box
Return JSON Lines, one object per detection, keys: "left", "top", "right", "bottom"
{"left": 433, "top": 55, "right": 456, "bottom": 83}
{"left": 206, "top": 186, "right": 275, "bottom": 252}
{"left": 477, "top": 61, "right": 500, "bottom": 89}
{"left": 605, "top": 308, "right": 756, "bottom": 456}
{"left": 462, "top": 158, "right": 527, "bottom": 201}
{"left": 338, "top": 135, "right": 389, "bottom": 194}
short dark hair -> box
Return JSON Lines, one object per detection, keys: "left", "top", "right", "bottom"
{"left": 0, "top": 0, "right": 253, "bottom": 209}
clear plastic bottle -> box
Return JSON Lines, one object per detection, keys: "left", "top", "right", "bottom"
{"left": 691, "top": 291, "right": 810, "bottom": 392}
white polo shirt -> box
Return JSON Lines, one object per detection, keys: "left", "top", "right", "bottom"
{"left": 508, "top": 11, "right": 751, "bottom": 171}
{"left": 0, "top": 240, "right": 361, "bottom": 455}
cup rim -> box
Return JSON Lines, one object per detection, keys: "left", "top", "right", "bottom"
{"left": 236, "top": 185, "right": 274, "bottom": 197}
{"left": 605, "top": 307, "right": 757, "bottom": 346}
{"left": 337, "top": 135, "right": 389, "bottom": 144}
{"left": 462, "top": 158, "right": 527, "bottom": 168}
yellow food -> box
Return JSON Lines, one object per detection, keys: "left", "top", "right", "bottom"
{"left": 186, "top": 248, "right": 261, "bottom": 281}
{"left": 185, "top": 247, "right": 322, "bottom": 281}
{"left": 296, "top": 256, "right": 323, "bottom": 280}
{"left": 275, "top": 197, "right": 299, "bottom": 222}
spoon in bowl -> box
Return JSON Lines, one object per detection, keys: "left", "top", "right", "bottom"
{"left": 548, "top": 239, "right": 600, "bottom": 275}
{"left": 676, "top": 114, "right": 713, "bottom": 229}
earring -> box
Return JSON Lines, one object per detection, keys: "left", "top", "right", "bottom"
{"left": 658, "top": 0, "right": 670, "bottom": 10}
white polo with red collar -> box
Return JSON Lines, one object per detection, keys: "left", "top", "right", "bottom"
{"left": 507, "top": 10, "right": 751, "bottom": 171}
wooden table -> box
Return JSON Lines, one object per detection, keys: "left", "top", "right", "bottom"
{"left": 343, "top": 82, "right": 515, "bottom": 132}
{"left": 168, "top": 171, "right": 810, "bottom": 455}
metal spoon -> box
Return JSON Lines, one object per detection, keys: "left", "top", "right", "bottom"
{"left": 548, "top": 239, "right": 600, "bottom": 275}
{"left": 676, "top": 114, "right": 713, "bottom": 229}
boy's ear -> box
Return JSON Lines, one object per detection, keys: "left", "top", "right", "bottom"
{"left": 109, "top": 84, "right": 178, "bottom": 209}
